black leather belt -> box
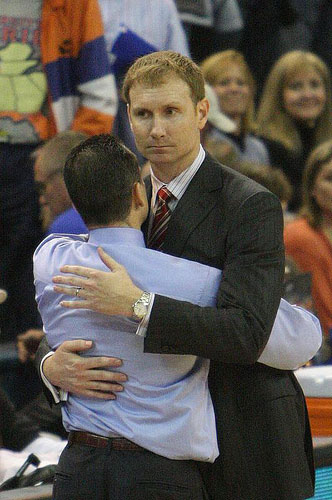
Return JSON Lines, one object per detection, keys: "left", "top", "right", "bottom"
{"left": 68, "top": 431, "right": 145, "bottom": 451}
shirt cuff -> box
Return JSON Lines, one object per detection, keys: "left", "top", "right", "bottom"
{"left": 40, "top": 351, "right": 68, "bottom": 403}
{"left": 135, "top": 293, "right": 155, "bottom": 337}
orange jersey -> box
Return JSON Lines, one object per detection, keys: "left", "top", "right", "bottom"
{"left": 0, "top": 0, "right": 117, "bottom": 143}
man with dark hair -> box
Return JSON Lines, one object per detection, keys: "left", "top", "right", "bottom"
{"left": 37, "top": 52, "right": 315, "bottom": 500}
{"left": 63, "top": 135, "right": 141, "bottom": 227}
{"left": 34, "top": 134, "right": 220, "bottom": 499}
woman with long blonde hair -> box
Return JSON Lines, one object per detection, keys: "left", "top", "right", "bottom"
{"left": 257, "top": 50, "right": 332, "bottom": 211}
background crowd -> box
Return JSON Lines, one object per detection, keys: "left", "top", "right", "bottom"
{"left": 1, "top": 0, "right": 332, "bottom": 466}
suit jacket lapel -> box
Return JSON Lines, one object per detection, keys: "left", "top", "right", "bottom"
{"left": 143, "top": 155, "right": 224, "bottom": 255}
{"left": 163, "top": 156, "right": 223, "bottom": 256}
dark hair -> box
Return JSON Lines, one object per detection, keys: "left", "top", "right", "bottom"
{"left": 64, "top": 134, "right": 140, "bottom": 226}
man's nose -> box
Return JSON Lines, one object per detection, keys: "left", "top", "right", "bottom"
{"left": 150, "top": 116, "right": 166, "bottom": 138}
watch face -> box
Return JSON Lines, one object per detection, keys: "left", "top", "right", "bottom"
{"left": 134, "top": 302, "right": 147, "bottom": 318}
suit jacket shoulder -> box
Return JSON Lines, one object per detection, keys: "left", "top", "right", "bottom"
{"left": 160, "top": 153, "right": 283, "bottom": 268}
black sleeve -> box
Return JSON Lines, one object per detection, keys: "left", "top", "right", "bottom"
{"left": 144, "top": 191, "right": 284, "bottom": 363}
{"left": 34, "top": 336, "right": 55, "bottom": 406}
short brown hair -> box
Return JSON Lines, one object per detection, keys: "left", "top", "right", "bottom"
{"left": 122, "top": 51, "right": 205, "bottom": 105}
{"left": 301, "top": 139, "right": 332, "bottom": 228}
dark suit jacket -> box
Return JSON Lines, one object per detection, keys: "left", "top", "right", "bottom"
{"left": 142, "top": 154, "right": 314, "bottom": 500}
{"left": 36, "top": 153, "right": 314, "bottom": 500}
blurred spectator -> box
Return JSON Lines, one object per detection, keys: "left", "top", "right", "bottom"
{"left": 278, "top": 1, "right": 323, "bottom": 54}
{"left": 12, "top": 130, "right": 90, "bottom": 441}
{"left": 0, "top": 387, "right": 39, "bottom": 451}
{"left": 257, "top": 50, "right": 332, "bottom": 212}
{"left": 17, "top": 131, "right": 90, "bottom": 365}
{"left": 284, "top": 139, "right": 332, "bottom": 338}
{"left": 0, "top": 384, "right": 65, "bottom": 487}
{"left": 240, "top": 1, "right": 330, "bottom": 99}
{"left": 204, "top": 82, "right": 237, "bottom": 135}
{"left": 99, "top": 0, "right": 189, "bottom": 163}
{"left": 17, "top": 329, "right": 45, "bottom": 364}
{"left": 18, "top": 391, "right": 65, "bottom": 441}
{"left": 204, "top": 137, "right": 237, "bottom": 167}
{"left": 201, "top": 50, "right": 270, "bottom": 165}
{"left": 234, "top": 162, "right": 293, "bottom": 214}
{"left": 239, "top": 0, "right": 299, "bottom": 97}
{"left": 34, "top": 132, "right": 88, "bottom": 236}
{"left": 176, "top": 0, "right": 244, "bottom": 62}
{"left": 0, "top": 0, "right": 117, "bottom": 340}
{"left": 312, "top": 0, "right": 332, "bottom": 80}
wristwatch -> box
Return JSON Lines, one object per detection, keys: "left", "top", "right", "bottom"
{"left": 132, "top": 291, "right": 151, "bottom": 321}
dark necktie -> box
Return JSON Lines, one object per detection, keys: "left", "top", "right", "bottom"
{"left": 148, "top": 186, "right": 173, "bottom": 250}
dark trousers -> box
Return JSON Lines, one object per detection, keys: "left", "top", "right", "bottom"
{"left": 53, "top": 441, "right": 209, "bottom": 500}
{"left": 0, "top": 143, "right": 43, "bottom": 339}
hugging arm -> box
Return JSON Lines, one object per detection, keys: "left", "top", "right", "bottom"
{"left": 144, "top": 191, "right": 321, "bottom": 367}
{"left": 35, "top": 336, "right": 127, "bottom": 403}
{"left": 49, "top": 192, "right": 285, "bottom": 364}
{"left": 36, "top": 192, "right": 319, "bottom": 400}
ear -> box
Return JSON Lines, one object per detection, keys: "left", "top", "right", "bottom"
{"left": 197, "top": 97, "right": 209, "bottom": 130}
{"left": 127, "top": 104, "right": 133, "bottom": 131}
{"left": 132, "top": 181, "right": 146, "bottom": 208}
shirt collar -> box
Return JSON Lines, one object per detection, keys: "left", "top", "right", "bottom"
{"left": 88, "top": 227, "right": 146, "bottom": 248}
{"left": 150, "top": 145, "right": 205, "bottom": 207}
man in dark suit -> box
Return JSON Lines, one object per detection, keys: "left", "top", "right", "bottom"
{"left": 37, "top": 51, "right": 314, "bottom": 499}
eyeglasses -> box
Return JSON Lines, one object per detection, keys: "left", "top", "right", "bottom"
{"left": 35, "top": 168, "right": 63, "bottom": 195}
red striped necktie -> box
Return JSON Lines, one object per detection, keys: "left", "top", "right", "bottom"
{"left": 148, "top": 186, "right": 173, "bottom": 250}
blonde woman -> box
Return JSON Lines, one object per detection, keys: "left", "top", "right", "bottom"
{"left": 257, "top": 50, "right": 332, "bottom": 211}
{"left": 284, "top": 140, "right": 332, "bottom": 337}
{"left": 201, "top": 50, "right": 270, "bottom": 165}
